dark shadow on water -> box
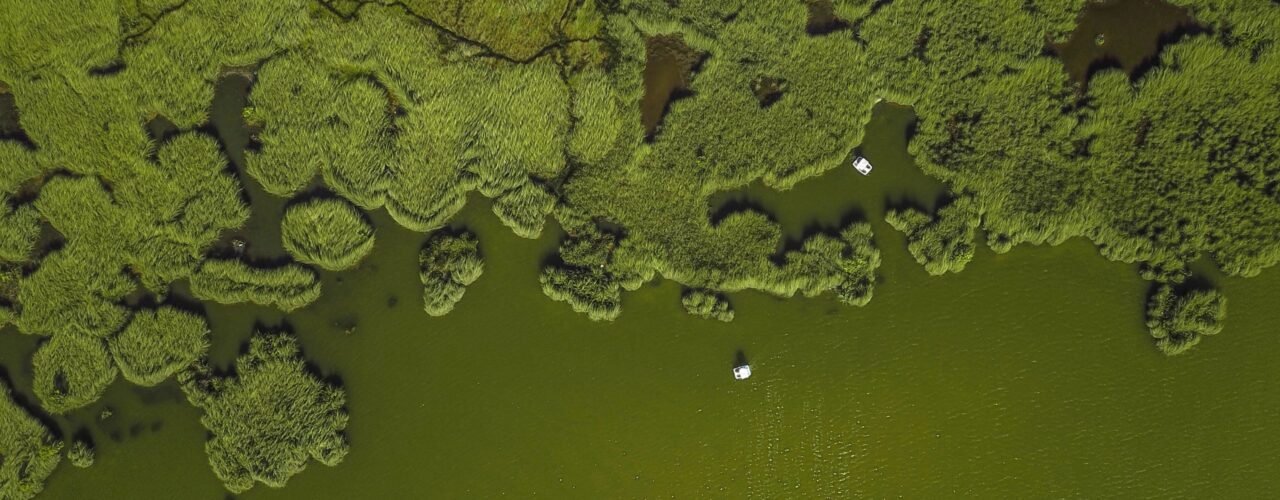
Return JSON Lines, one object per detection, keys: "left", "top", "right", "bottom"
{"left": 0, "top": 367, "right": 64, "bottom": 440}
{"left": 709, "top": 196, "right": 778, "bottom": 227}
{"left": 733, "top": 350, "right": 749, "bottom": 369}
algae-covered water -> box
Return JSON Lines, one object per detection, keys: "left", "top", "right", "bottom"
{"left": 2, "top": 96, "right": 1278, "bottom": 498}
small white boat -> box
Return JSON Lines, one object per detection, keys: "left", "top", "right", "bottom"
{"left": 733, "top": 364, "right": 752, "bottom": 380}
{"left": 853, "top": 156, "right": 873, "bottom": 175}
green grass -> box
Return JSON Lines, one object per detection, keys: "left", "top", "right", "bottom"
{"left": 32, "top": 331, "right": 119, "bottom": 414}
{"left": 16, "top": 247, "right": 134, "bottom": 339}
{"left": 181, "top": 331, "right": 349, "bottom": 493}
{"left": 681, "top": 289, "right": 734, "bottom": 322}
{"left": 281, "top": 197, "right": 377, "bottom": 271}
{"left": 0, "top": 381, "right": 62, "bottom": 500}
{"left": 1146, "top": 283, "right": 1226, "bottom": 356}
{"left": 0, "top": 197, "right": 39, "bottom": 263}
{"left": 67, "top": 439, "right": 96, "bottom": 468}
{"left": 419, "top": 230, "right": 484, "bottom": 316}
{"left": 189, "top": 259, "right": 321, "bottom": 312}
{"left": 885, "top": 197, "right": 981, "bottom": 276}
{"left": 109, "top": 307, "right": 210, "bottom": 386}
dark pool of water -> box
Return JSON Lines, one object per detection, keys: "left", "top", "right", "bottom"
{"left": 640, "top": 34, "right": 703, "bottom": 140}
{"left": 1053, "top": 0, "right": 1202, "bottom": 86}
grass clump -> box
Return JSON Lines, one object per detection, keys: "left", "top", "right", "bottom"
{"left": 16, "top": 248, "right": 134, "bottom": 339}
{"left": 189, "top": 259, "right": 321, "bottom": 312}
{"left": 67, "top": 439, "right": 95, "bottom": 468}
{"left": 281, "top": 197, "right": 376, "bottom": 272}
{"left": 682, "top": 289, "right": 733, "bottom": 322}
{"left": 886, "top": 197, "right": 981, "bottom": 276}
{"left": 419, "top": 230, "right": 483, "bottom": 316}
{"left": 181, "top": 331, "right": 349, "bottom": 494}
{"left": 0, "top": 381, "right": 62, "bottom": 500}
{"left": 108, "top": 307, "right": 210, "bottom": 387}
{"left": 0, "top": 198, "right": 40, "bottom": 262}
{"left": 1147, "top": 283, "right": 1226, "bottom": 356}
{"left": 32, "top": 332, "right": 118, "bottom": 414}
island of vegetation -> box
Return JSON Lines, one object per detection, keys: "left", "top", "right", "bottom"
{"left": 180, "top": 331, "right": 349, "bottom": 493}
{"left": 281, "top": 197, "right": 377, "bottom": 271}
{"left": 420, "top": 230, "right": 484, "bottom": 316}
{"left": 0, "top": 0, "right": 1276, "bottom": 494}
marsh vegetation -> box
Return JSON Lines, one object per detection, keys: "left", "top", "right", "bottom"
{"left": 0, "top": 0, "right": 1277, "bottom": 494}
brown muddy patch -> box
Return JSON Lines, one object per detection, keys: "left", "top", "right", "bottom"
{"left": 1053, "top": 0, "right": 1204, "bottom": 87}
{"left": 751, "top": 76, "right": 788, "bottom": 108}
{"left": 641, "top": 34, "right": 703, "bottom": 141}
{"left": 805, "top": 0, "right": 850, "bottom": 35}
{"left": 1, "top": 92, "right": 25, "bottom": 138}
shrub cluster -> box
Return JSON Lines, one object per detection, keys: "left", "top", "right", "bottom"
{"left": 281, "top": 197, "right": 376, "bottom": 271}
{"left": 419, "top": 230, "right": 483, "bottom": 316}
{"left": 180, "top": 331, "right": 349, "bottom": 494}
{"left": 67, "top": 439, "right": 96, "bottom": 468}
{"left": 189, "top": 259, "right": 321, "bottom": 312}
{"left": 1146, "top": 284, "right": 1227, "bottom": 356}
{"left": 0, "top": 381, "right": 62, "bottom": 500}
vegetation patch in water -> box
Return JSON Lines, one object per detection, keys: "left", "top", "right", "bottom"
{"left": 885, "top": 197, "right": 981, "bottom": 276}
{"left": 419, "top": 230, "right": 484, "bottom": 316}
{"left": 681, "top": 289, "right": 734, "bottom": 322}
{"left": 281, "top": 197, "right": 376, "bottom": 272}
{"left": 189, "top": 259, "right": 321, "bottom": 312}
{"left": 180, "top": 331, "right": 348, "bottom": 493}
{"left": 67, "top": 439, "right": 96, "bottom": 468}
{"left": 1146, "top": 283, "right": 1226, "bottom": 355}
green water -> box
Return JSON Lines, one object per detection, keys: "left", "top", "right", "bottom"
{"left": 2, "top": 98, "right": 1278, "bottom": 498}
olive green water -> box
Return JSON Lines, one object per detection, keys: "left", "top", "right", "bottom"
{"left": 2, "top": 95, "right": 1278, "bottom": 497}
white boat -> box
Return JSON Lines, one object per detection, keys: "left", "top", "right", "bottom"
{"left": 853, "top": 156, "right": 873, "bottom": 175}
{"left": 733, "top": 364, "right": 752, "bottom": 380}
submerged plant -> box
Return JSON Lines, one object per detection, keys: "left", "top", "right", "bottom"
{"left": 281, "top": 197, "right": 376, "bottom": 272}
{"left": 419, "top": 230, "right": 484, "bottom": 316}
{"left": 181, "top": 331, "right": 349, "bottom": 494}
{"left": 0, "top": 381, "right": 62, "bottom": 500}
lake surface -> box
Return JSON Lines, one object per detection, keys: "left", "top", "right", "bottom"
{"left": 2, "top": 91, "right": 1278, "bottom": 498}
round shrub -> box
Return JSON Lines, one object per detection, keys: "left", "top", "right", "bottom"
{"left": 109, "top": 307, "right": 210, "bottom": 386}
{"left": 281, "top": 198, "right": 375, "bottom": 271}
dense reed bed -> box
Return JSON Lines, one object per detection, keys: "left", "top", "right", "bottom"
{"left": 281, "top": 198, "right": 376, "bottom": 271}
{"left": 419, "top": 230, "right": 484, "bottom": 316}
{"left": 0, "top": 0, "right": 1277, "bottom": 491}
{"left": 180, "top": 331, "right": 349, "bottom": 493}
